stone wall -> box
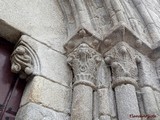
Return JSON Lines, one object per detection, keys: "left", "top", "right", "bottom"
{"left": 0, "top": 0, "right": 160, "bottom": 120}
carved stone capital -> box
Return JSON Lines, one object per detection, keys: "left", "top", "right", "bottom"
{"left": 11, "top": 41, "right": 34, "bottom": 79}
{"left": 67, "top": 43, "right": 102, "bottom": 88}
{"left": 104, "top": 42, "right": 138, "bottom": 85}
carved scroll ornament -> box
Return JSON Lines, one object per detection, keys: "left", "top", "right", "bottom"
{"left": 11, "top": 44, "right": 33, "bottom": 79}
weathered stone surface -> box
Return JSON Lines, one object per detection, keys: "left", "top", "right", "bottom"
{"left": 99, "top": 115, "right": 111, "bottom": 120}
{"left": 138, "top": 55, "right": 160, "bottom": 90}
{"left": 66, "top": 43, "right": 102, "bottom": 120}
{"left": 39, "top": 46, "right": 72, "bottom": 87}
{"left": 154, "top": 91, "right": 160, "bottom": 112}
{"left": 93, "top": 91, "right": 99, "bottom": 120}
{"left": 97, "top": 61, "right": 112, "bottom": 88}
{"left": 20, "top": 76, "right": 72, "bottom": 114}
{"left": 0, "top": 0, "right": 67, "bottom": 53}
{"left": 108, "top": 87, "right": 117, "bottom": 118}
{"left": 104, "top": 42, "right": 138, "bottom": 82}
{"left": 115, "top": 84, "right": 140, "bottom": 120}
{"left": 11, "top": 41, "right": 34, "bottom": 79}
{"left": 98, "top": 88, "right": 110, "bottom": 116}
{"left": 104, "top": 41, "right": 141, "bottom": 120}
{"left": 156, "top": 58, "right": 160, "bottom": 78}
{"left": 71, "top": 85, "right": 93, "bottom": 120}
{"left": 16, "top": 103, "right": 70, "bottom": 120}
{"left": 132, "top": 0, "right": 160, "bottom": 44}
{"left": 136, "top": 89, "right": 146, "bottom": 115}
{"left": 1, "top": 0, "right": 160, "bottom": 120}
{"left": 20, "top": 35, "right": 72, "bottom": 87}
{"left": 58, "top": 0, "right": 111, "bottom": 39}
{"left": 141, "top": 87, "right": 159, "bottom": 115}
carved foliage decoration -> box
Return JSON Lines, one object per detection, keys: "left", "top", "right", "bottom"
{"left": 67, "top": 43, "right": 102, "bottom": 87}
{"left": 11, "top": 42, "right": 34, "bottom": 79}
{"left": 105, "top": 42, "right": 138, "bottom": 80}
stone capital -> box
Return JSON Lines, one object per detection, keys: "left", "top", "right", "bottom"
{"left": 104, "top": 42, "right": 138, "bottom": 87}
{"left": 67, "top": 43, "right": 102, "bottom": 88}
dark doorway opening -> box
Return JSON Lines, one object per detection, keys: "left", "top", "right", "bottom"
{"left": 0, "top": 38, "right": 26, "bottom": 120}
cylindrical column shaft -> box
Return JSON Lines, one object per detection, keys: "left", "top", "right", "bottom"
{"left": 142, "top": 87, "right": 159, "bottom": 117}
{"left": 98, "top": 88, "right": 111, "bottom": 120}
{"left": 71, "top": 84, "right": 93, "bottom": 120}
{"left": 115, "top": 84, "right": 140, "bottom": 120}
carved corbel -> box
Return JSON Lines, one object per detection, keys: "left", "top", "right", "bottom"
{"left": 11, "top": 41, "right": 34, "bottom": 79}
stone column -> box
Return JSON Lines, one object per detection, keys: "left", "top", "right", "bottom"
{"left": 104, "top": 42, "right": 140, "bottom": 120}
{"left": 137, "top": 57, "right": 160, "bottom": 119}
{"left": 67, "top": 43, "right": 102, "bottom": 120}
{"left": 98, "top": 87, "right": 111, "bottom": 120}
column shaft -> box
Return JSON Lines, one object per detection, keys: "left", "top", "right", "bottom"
{"left": 115, "top": 84, "right": 140, "bottom": 120}
{"left": 71, "top": 85, "right": 93, "bottom": 120}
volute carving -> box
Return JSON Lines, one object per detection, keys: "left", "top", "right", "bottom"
{"left": 11, "top": 42, "right": 34, "bottom": 79}
{"left": 67, "top": 43, "right": 102, "bottom": 89}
